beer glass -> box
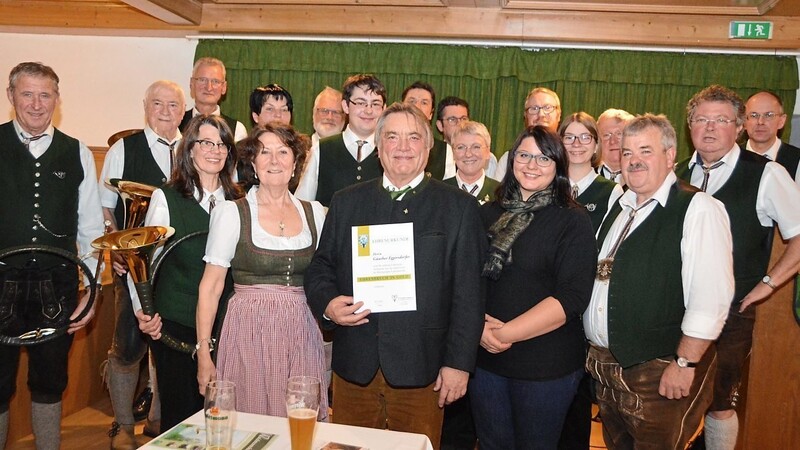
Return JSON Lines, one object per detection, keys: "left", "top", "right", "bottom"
{"left": 205, "top": 380, "right": 236, "bottom": 450}
{"left": 286, "top": 376, "right": 320, "bottom": 450}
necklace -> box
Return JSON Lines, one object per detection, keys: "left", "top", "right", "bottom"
{"left": 257, "top": 190, "right": 291, "bottom": 237}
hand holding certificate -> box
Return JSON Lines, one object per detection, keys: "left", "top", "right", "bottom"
{"left": 351, "top": 223, "right": 417, "bottom": 313}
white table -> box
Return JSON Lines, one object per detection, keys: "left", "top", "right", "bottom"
{"left": 139, "top": 410, "right": 434, "bottom": 450}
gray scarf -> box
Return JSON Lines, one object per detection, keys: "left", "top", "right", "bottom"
{"left": 482, "top": 187, "right": 554, "bottom": 280}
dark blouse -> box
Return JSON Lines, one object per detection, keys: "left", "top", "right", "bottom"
{"left": 477, "top": 202, "right": 597, "bottom": 380}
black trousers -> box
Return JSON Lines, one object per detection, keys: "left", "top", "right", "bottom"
{"left": 150, "top": 318, "right": 203, "bottom": 430}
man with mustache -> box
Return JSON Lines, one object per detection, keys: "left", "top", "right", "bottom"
{"left": 585, "top": 113, "right": 734, "bottom": 449}
{"left": 676, "top": 85, "right": 800, "bottom": 450}
{"left": 310, "top": 86, "right": 345, "bottom": 147}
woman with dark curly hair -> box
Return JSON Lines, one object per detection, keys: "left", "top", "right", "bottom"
{"left": 470, "top": 125, "right": 597, "bottom": 449}
{"left": 195, "top": 122, "right": 328, "bottom": 419}
{"left": 135, "top": 114, "right": 244, "bottom": 431}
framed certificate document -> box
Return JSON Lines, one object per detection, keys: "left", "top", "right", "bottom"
{"left": 351, "top": 222, "right": 417, "bottom": 313}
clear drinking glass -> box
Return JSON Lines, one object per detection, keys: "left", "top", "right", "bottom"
{"left": 286, "top": 376, "right": 320, "bottom": 450}
{"left": 205, "top": 380, "right": 236, "bottom": 450}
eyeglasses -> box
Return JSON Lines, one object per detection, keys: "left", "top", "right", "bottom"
{"left": 348, "top": 99, "right": 384, "bottom": 110}
{"left": 525, "top": 105, "right": 558, "bottom": 116}
{"left": 454, "top": 143, "right": 485, "bottom": 153}
{"left": 444, "top": 116, "right": 469, "bottom": 125}
{"left": 514, "top": 152, "right": 554, "bottom": 167}
{"left": 195, "top": 139, "right": 230, "bottom": 153}
{"left": 601, "top": 131, "right": 623, "bottom": 142}
{"left": 690, "top": 117, "right": 737, "bottom": 127}
{"left": 192, "top": 77, "right": 224, "bottom": 87}
{"left": 315, "top": 108, "right": 344, "bottom": 117}
{"left": 262, "top": 106, "right": 290, "bottom": 116}
{"left": 746, "top": 111, "right": 783, "bottom": 122}
{"left": 563, "top": 133, "right": 594, "bottom": 145}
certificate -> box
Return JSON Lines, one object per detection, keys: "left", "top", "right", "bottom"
{"left": 351, "top": 222, "right": 416, "bottom": 313}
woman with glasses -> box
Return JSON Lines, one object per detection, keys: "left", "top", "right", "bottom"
{"left": 195, "top": 122, "right": 328, "bottom": 419}
{"left": 135, "top": 115, "right": 244, "bottom": 431}
{"left": 560, "top": 112, "right": 625, "bottom": 232}
{"left": 470, "top": 126, "right": 597, "bottom": 449}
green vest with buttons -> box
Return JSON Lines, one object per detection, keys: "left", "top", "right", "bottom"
{"left": 0, "top": 121, "right": 82, "bottom": 264}
{"left": 113, "top": 132, "right": 170, "bottom": 228}
{"left": 316, "top": 134, "right": 382, "bottom": 207}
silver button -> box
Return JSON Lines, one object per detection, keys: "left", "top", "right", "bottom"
{"left": 34, "top": 214, "right": 41, "bottom": 219}
{"left": 34, "top": 182, "right": 40, "bottom": 187}
{"left": 34, "top": 193, "right": 40, "bottom": 198}
{"left": 34, "top": 203, "right": 40, "bottom": 208}
{"left": 357, "top": 166, "right": 362, "bottom": 171}
{"left": 35, "top": 162, "right": 41, "bottom": 167}
{"left": 356, "top": 175, "right": 362, "bottom": 180}
{"left": 32, "top": 225, "right": 38, "bottom": 231}
{"left": 31, "top": 237, "right": 38, "bottom": 242}
{"left": 34, "top": 172, "right": 40, "bottom": 178}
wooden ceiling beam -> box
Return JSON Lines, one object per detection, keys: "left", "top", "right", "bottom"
{"left": 121, "top": 0, "right": 202, "bottom": 25}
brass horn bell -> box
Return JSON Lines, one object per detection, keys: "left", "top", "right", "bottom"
{"left": 107, "top": 178, "right": 157, "bottom": 229}
{"left": 91, "top": 226, "right": 174, "bottom": 285}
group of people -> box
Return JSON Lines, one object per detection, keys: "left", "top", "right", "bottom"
{"left": 0, "top": 55, "right": 797, "bottom": 450}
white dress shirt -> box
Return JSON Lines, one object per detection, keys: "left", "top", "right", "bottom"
{"left": 98, "top": 126, "right": 180, "bottom": 210}
{"left": 189, "top": 106, "right": 247, "bottom": 142}
{"left": 454, "top": 171, "right": 487, "bottom": 197}
{"left": 13, "top": 120, "right": 105, "bottom": 282}
{"left": 294, "top": 126, "right": 376, "bottom": 201}
{"left": 204, "top": 187, "right": 326, "bottom": 268}
{"left": 687, "top": 145, "right": 800, "bottom": 239}
{"left": 571, "top": 171, "right": 624, "bottom": 217}
{"left": 584, "top": 172, "right": 735, "bottom": 347}
{"left": 382, "top": 171, "right": 426, "bottom": 202}
{"left": 746, "top": 138, "right": 800, "bottom": 184}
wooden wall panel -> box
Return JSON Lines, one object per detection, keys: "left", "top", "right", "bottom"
{"left": 742, "top": 232, "right": 800, "bottom": 448}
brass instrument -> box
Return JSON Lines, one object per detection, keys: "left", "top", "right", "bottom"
{"left": 91, "top": 226, "right": 197, "bottom": 354}
{"left": 106, "top": 178, "right": 157, "bottom": 229}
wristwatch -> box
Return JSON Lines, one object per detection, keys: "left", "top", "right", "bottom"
{"left": 762, "top": 275, "right": 777, "bottom": 290}
{"left": 674, "top": 355, "right": 698, "bottom": 368}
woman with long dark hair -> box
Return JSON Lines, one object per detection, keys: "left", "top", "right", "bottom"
{"left": 136, "top": 114, "right": 243, "bottom": 430}
{"left": 470, "top": 126, "right": 597, "bottom": 449}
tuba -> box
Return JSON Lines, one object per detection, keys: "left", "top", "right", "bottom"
{"left": 107, "top": 178, "right": 157, "bottom": 229}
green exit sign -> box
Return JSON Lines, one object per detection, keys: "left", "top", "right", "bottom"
{"left": 729, "top": 21, "right": 773, "bottom": 40}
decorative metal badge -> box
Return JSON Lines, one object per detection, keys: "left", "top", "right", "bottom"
{"left": 586, "top": 203, "right": 597, "bottom": 212}
{"left": 596, "top": 257, "right": 614, "bottom": 281}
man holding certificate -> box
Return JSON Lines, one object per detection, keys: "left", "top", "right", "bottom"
{"left": 305, "top": 103, "right": 485, "bottom": 449}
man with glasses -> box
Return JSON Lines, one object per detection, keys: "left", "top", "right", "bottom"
{"left": 99, "top": 80, "right": 185, "bottom": 450}
{"left": 179, "top": 57, "right": 246, "bottom": 141}
{"left": 675, "top": 85, "right": 800, "bottom": 450}
{"left": 586, "top": 114, "right": 734, "bottom": 449}
{"left": 296, "top": 74, "right": 386, "bottom": 206}
{"left": 495, "top": 87, "right": 561, "bottom": 181}
{"left": 597, "top": 108, "right": 635, "bottom": 186}
{"left": 311, "top": 86, "right": 345, "bottom": 147}
{"left": 435, "top": 96, "right": 498, "bottom": 180}
{"left": 249, "top": 83, "right": 293, "bottom": 128}
{"left": 744, "top": 91, "right": 800, "bottom": 183}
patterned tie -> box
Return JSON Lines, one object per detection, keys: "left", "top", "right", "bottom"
{"left": 700, "top": 160, "right": 724, "bottom": 192}
{"left": 356, "top": 140, "right": 367, "bottom": 162}
{"left": 208, "top": 194, "right": 216, "bottom": 212}
{"left": 387, "top": 186, "right": 412, "bottom": 200}
{"left": 571, "top": 185, "right": 579, "bottom": 199}
{"left": 607, "top": 169, "right": 621, "bottom": 182}
{"left": 21, "top": 133, "right": 45, "bottom": 150}
{"left": 462, "top": 184, "right": 478, "bottom": 196}
{"left": 157, "top": 138, "right": 177, "bottom": 172}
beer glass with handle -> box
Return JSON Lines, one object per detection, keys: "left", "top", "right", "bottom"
{"left": 205, "top": 380, "right": 236, "bottom": 450}
{"left": 286, "top": 376, "right": 320, "bottom": 450}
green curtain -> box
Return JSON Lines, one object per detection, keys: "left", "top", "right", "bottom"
{"left": 196, "top": 40, "right": 798, "bottom": 161}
